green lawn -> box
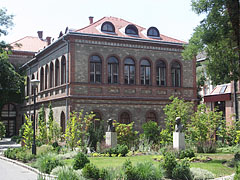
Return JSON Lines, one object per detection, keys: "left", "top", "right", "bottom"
{"left": 64, "top": 153, "right": 235, "bottom": 177}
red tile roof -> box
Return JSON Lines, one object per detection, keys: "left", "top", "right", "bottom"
{"left": 10, "top": 36, "right": 48, "bottom": 52}
{"left": 75, "top": 16, "right": 186, "bottom": 44}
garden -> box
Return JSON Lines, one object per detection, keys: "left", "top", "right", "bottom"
{"left": 1, "top": 97, "right": 240, "bottom": 180}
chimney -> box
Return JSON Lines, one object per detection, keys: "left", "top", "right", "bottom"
{"left": 46, "top": 37, "right": 51, "bottom": 45}
{"left": 89, "top": 16, "right": 94, "bottom": 24}
{"left": 37, "top": 31, "right": 43, "bottom": 39}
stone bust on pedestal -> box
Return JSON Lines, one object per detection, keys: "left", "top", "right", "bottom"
{"left": 173, "top": 117, "right": 185, "bottom": 150}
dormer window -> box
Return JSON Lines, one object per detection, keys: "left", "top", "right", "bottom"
{"left": 101, "top": 21, "right": 115, "bottom": 33}
{"left": 125, "top": 24, "right": 138, "bottom": 36}
{"left": 147, "top": 27, "right": 160, "bottom": 37}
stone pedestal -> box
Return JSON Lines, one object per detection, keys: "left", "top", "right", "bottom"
{"left": 106, "top": 132, "right": 117, "bottom": 148}
{"left": 173, "top": 132, "right": 185, "bottom": 150}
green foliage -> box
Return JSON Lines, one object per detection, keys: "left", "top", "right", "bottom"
{"left": 54, "top": 166, "right": 79, "bottom": 180}
{"left": 73, "top": 152, "right": 90, "bottom": 170}
{"left": 188, "top": 104, "right": 223, "bottom": 153}
{"left": 178, "top": 149, "right": 195, "bottom": 159}
{"left": 161, "top": 152, "right": 177, "bottom": 178}
{"left": 23, "top": 114, "right": 33, "bottom": 149}
{"left": 123, "top": 159, "right": 163, "bottom": 180}
{"left": 65, "top": 110, "right": 95, "bottom": 150}
{"left": 113, "top": 121, "right": 138, "bottom": 148}
{"left": 4, "top": 147, "right": 35, "bottom": 162}
{"left": 35, "top": 154, "right": 64, "bottom": 174}
{"left": 0, "top": 8, "right": 13, "bottom": 37}
{"left": 37, "top": 104, "right": 47, "bottom": 145}
{"left": 0, "top": 121, "right": 6, "bottom": 139}
{"left": 172, "top": 160, "right": 192, "bottom": 180}
{"left": 182, "top": 0, "right": 240, "bottom": 85}
{"left": 163, "top": 96, "right": 194, "bottom": 143}
{"left": 82, "top": 163, "right": 100, "bottom": 180}
{"left": 234, "top": 162, "right": 240, "bottom": 180}
{"left": 190, "top": 168, "right": 215, "bottom": 180}
{"left": 48, "top": 103, "right": 54, "bottom": 143}
{"left": 142, "top": 121, "right": 160, "bottom": 144}
{"left": 104, "top": 144, "right": 129, "bottom": 157}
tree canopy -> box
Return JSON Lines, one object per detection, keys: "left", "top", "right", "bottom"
{"left": 0, "top": 7, "right": 24, "bottom": 107}
{"left": 182, "top": 0, "right": 240, "bottom": 85}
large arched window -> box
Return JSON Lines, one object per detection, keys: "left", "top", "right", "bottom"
{"left": 26, "top": 77, "right": 30, "bottom": 96}
{"left": 61, "top": 56, "right": 66, "bottom": 84}
{"left": 1, "top": 104, "right": 16, "bottom": 137}
{"left": 119, "top": 112, "right": 131, "bottom": 124}
{"left": 171, "top": 61, "right": 181, "bottom": 87}
{"left": 124, "top": 58, "right": 135, "bottom": 85}
{"left": 147, "top": 27, "right": 160, "bottom": 37}
{"left": 92, "top": 111, "right": 102, "bottom": 130}
{"left": 45, "top": 64, "right": 49, "bottom": 89}
{"left": 140, "top": 59, "right": 151, "bottom": 85}
{"left": 156, "top": 60, "right": 166, "bottom": 86}
{"left": 101, "top": 21, "right": 115, "bottom": 33}
{"left": 108, "top": 56, "right": 119, "bottom": 84}
{"left": 125, "top": 24, "right": 138, "bottom": 36}
{"left": 90, "top": 55, "right": 102, "bottom": 83}
{"left": 40, "top": 67, "right": 44, "bottom": 91}
{"left": 55, "top": 59, "right": 60, "bottom": 86}
{"left": 146, "top": 111, "right": 157, "bottom": 123}
{"left": 49, "top": 62, "right": 54, "bottom": 88}
{"left": 60, "top": 111, "right": 65, "bottom": 134}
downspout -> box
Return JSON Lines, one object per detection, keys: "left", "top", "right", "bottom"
{"left": 62, "top": 36, "right": 69, "bottom": 124}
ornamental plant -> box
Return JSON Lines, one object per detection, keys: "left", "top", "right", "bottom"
{"left": 48, "top": 103, "right": 54, "bottom": 143}
{"left": 142, "top": 121, "right": 160, "bottom": 144}
{"left": 113, "top": 121, "right": 138, "bottom": 148}
{"left": 23, "top": 114, "right": 33, "bottom": 149}
{"left": 0, "top": 121, "right": 6, "bottom": 139}
{"left": 37, "top": 104, "right": 47, "bottom": 145}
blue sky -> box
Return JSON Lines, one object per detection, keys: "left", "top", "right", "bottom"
{"left": 1, "top": 0, "right": 205, "bottom": 43}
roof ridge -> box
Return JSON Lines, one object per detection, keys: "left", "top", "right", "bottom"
{"left": 10, "top": 36, "right": 43, "bottom": 45}
{"left": 75, "top": 16, "right": 106, "bottom": 32}
{"left": 160, "top": 34, "right": 187, "bottom": 44}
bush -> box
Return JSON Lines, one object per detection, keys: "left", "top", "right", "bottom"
{"left": 142, "top": 121, "right": 160, "bottom": 144}
{"left": 0, "top": 121, "right": 6, "bottom": 139}
{"left": 35, "top": 154, "right": 64, "bottom": 174}
{"left": 161, "top": 152, "right": 177, "bottom": 178}
{"left": 234, "top": 162, "right": 240, "bottom": 180}
{"left": 179, "top": 149, "right": 195, "bottom": 159}
{"left": 104, "top": 144, "right": 129, "bottom": 157}
{"left": 11, "top": 135, "right": 21, "bottom": 143}
{"left": 123, "top": 160, "right": 163, "bottom": 180}
{"left": 4, "top": 148, "right": 18, "bottom": 159}
{"left": 82, "top": 163, "right": 100, "bottom": 179}
{"left": 172, "top": 160, "right": 192, "bottom": 180}
{"left": 73, "top": 152, "right": 90, "bottom": 170}
{"left": 15, "top": 149, "right": 35, "bottom": 162}
{"left": 55, "top": 166, "right": 79, "bottom": 180}
{"left": 190, "top": 168, "right": 215, "bottom": 180}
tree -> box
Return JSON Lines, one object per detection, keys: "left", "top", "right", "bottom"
{"left": 23, "top": 114, "right": 33, "bottom": 149}
{"left": 182, "top": 0, "right": 239, "bottom": 85}
{"left": 0, "top": 8, "right": 24, "bottom": 109}
{"left": 47, "top": 103, "right": 54, "bottom": 143}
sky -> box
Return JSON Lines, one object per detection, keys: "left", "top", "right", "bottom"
{"left": 1, "top": 0, "right": 205, "bottom": 44}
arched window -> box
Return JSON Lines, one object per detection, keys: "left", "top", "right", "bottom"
{"left": 90, "top": 55, "right": 102, "bottom": 83}
{"left": 31, "top": 74, "right": 35, "bottom": 95}
{"left": 124, "top": 58, "right": 135, "bottom": 85}
{"left": 125, "top": 24, "right": 138, "bottom": 36}
{"left": 171, "top": 61, "right": 181, "bottom": 87}
{"left": 156, "top": 60, "right": 166, "bottom": 86}
{"left": 140, "top": 59, "right": 151, "bottom": 85}
{"left": 1, "top": 104, "right": 16, "bottom": 137}
{"left": 60, "top": 111, "right": 65, "bottom": 134}
{"left": 26, "top": 77, "right": 30, "bottom": 96}
{"left": 40, "top": 67, "right": 44, "bottom": 91}
{"left": 146, "top": 111, "right": 157, "bottom": 123}
{"left": 61, "top": 56, "right": 66, "bottom": 84}
{"left": 119, "top": 112, "right": 131, "bottom": 124}
{"left": 49, "top": 62, "right": 54, "bottom": 88}
{"left": 147, "top": 27, "right": 160, "bottom": 37}
{"left": 45, "top": 64, "right": 49, "bottom": 89}
{"left": 55, "top": 59, "right": 60, "bottom": 86}
{"left": 101, "top": 21, "right": 115, "bottom": 33}
{"left": 92, "top": 111, "right": 102, "bottom": 129}
{"left": 108, "top": 56, "right": 119, "bottom": 84}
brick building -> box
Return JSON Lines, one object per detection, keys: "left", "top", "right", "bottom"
{"left": 21, "top": 17, "right": 197, "bottom": 133}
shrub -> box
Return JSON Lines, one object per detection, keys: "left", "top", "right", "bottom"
{"left": 11, "top": 135, "right": 21, "bottom": 143}
{"left": 82, "top": 163, "right": 100, "bottom": 179}
{"left": 53, "top": 166, "right": 79, "bottom": 180}
{"left": 190, "top": 168, "right": 215, "bottom": 180}
{"left": 37, "top": 145, "right": 53, "bottom": 156}
{"left": 123, "top": 160, "right": 163, "bottom": 180}
{"left": 104, "top": 144, "right": 129, "bottom": 157}
{"left": 172, "top": 160, "right": 192, "bottom": 180}
{"left": 234, "top": 162, "right": 240, "bottom": 180}
{"left": 0, "top": 122, "right": 6, "bottom": 139}
{"left": 142, "top": 121, "right": 160, "bottom": 144}
{"left": 179, "top": 149, "right": 195, "bottom": 159}
{"left": 15, "top": 149, "right": 35, "bottom": 162}
{"left": 73, "top": 152, "right": 90, "bottom": 170}
{"left": 35, "top": 154, "right": 64, "bottom": 174}
{"left": 4, "top": 148, "right": 18, "bottom": 159}
{"left": 161, "top": 152, "right": 177, "bottom": 178}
